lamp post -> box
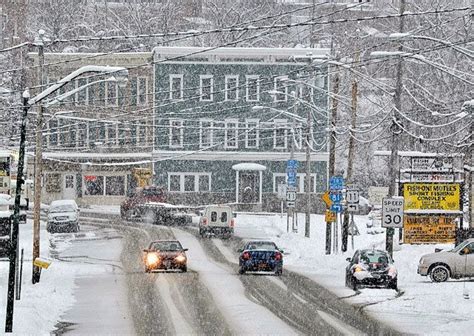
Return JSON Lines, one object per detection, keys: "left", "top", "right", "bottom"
{"left": 5, "top": 90, "right": 29, "bottom": 333}
{"left": 30, "top": 65, "right": 128, "bottom": 284}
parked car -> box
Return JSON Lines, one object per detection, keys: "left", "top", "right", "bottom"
{"left": 199, "top": 205, "right": 234, "bottom": 238}
{"left": 142, "top": 240, "right": 188, "bottom": 273}
{"left": 46, "top": 200, "right": 80, "bottom": 233}
{"left": 345, "top": 249, "right": 398, "bottom": 290}
{"left": 418, "top": 238, "right": 474, "bottom": 282}
{"left": 238, "top": 240, "right": 283, "bottom": 276}
{"left": 120, "top": 186, "right": 166, "bottom": 220}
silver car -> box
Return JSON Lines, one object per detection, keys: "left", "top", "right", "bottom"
{"left": 418, "top": 238, "right": 474, "bottom": 282}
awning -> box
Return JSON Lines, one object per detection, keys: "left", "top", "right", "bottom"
{"left": 232, "top": 163, "right": 266, "bottom": 171}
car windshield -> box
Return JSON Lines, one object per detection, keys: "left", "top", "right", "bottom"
{"left": 359, "top": 250, "right": 390, "bottom": 264}
{"left": 142, "top": 188, "right": 162, "bottom": 197}
{"left": 246, "top": 242, "right": 277, "bottom": 250}
{"left": 451, "top": 241, "right": 470, "bottom": 253}
{"left": 50, "top": 205, "right": 76, "bottom": 213}
{"left": 150, "top": 241, "right": 182, "bottom": 251}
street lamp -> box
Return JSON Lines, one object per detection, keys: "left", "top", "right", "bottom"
{"left": 31, "top": 65, "right": 128, "bottom": 285}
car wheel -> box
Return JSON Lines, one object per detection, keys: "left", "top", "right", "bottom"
{"left": 181, "top": 265, "right": 187, "bottom": 273}
{"left": 430, "top": 265, "right": 450, "bottom": 282}
{"left": 351, "top": 277, "right": 359, "bottom": 291}
{"left": 387, "top": 279, "right": 398, "bottom": 290}
{"left": 275, "top": 269, "right": 282, "bottom": 276}
{"left": 145, "top": 267, "right": 150, "bottom": 273}
{"left": 238, "top": 268, "right": 246, "bottom": 275}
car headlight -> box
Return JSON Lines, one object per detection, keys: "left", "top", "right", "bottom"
{"left": 175, "top": 255, "right": 186, "bottom": 263}
{"left": 146, "top": 253, "right": 160, "bottom": 266}
{"left": 354, "top": 266, "right": 364, "bottom": 273}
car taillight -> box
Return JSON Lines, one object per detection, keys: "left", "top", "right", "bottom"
{"left": 230, "top": 218, "right": 235, "bottom": 227}
{"left": 242, "top": 252, "right": 250, "bottom": 260}
{"left": 274, "top": 252, "right": 282, "bottom": 261}
{"left": 202, "top": 218, "right": 208, "bottom": 225}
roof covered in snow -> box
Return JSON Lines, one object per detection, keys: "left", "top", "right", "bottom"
{"left": 232, "top": 163, "right": 267, "bottom": 171}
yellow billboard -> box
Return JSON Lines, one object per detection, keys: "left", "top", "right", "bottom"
{"left": 404, "top": 215, "right": 456, "bottom": 244}
{"left": 403, "top": 183, "right": 460, "bottom": 211}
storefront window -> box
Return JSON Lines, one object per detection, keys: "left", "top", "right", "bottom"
{"left": 84, "top": 175, "right": 104, "bottom": 195}
{"left": 105, "top": 176, "right": 125, "bottom": 195}
{"left": 45, "top": 173, "right": 61, "bottom": 193}
{"left": 184, "top": 175, "right": 194, "bottom": 192}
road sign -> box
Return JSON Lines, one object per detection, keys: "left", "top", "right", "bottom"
{"left": 330, "top": 203, "right": 343, "bottom": 213}
{"left": 286, "top": 190, "right": 297, "bottom": 202}
{"left": 287, "top": 170, "right": 297, "bottom": 187}
{"left": 347, "top": 203, "right": 359, "bottom": 212}
{"left": 325, "top": 210, "right": 336, "bottom": 222}
{"left": 33, "top": 257, "right": 52, "bottom": 269}
{"left": 329, "top": 176, "right": 344, "bottom": 190}
{"left": 287, "top": 159, "right": 299, "bottom": 169}
{"left": 382, "top": 197, "right": 404, "bottom": 228}
{"left": 346, "top": 189, "right": 359, "bottom": 204}
{"left": 286, "top": 201, "right": 295, "bottom": 208}
{"left": 329, "top": 193, "right": 343, "bottom": 202}
{"left": 321, "top": 191, "right": 333, "bottom": 208}
{"left": 277, "top": 183, "right": 287, "bottom": 200}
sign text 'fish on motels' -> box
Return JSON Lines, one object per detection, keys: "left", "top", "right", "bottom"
{"left": 403, "top": 183, "right": 460, "bottom": 211}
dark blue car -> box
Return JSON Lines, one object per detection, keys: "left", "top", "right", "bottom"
{"left": 238, "top": 241, "right": 283, "bottom": 276}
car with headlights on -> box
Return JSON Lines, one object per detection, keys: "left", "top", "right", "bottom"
{"left": 345, "top": 249, "right": 397, "bottom": 290}
{"left": 238, "top": 241, "right": 283, "bottom": 275}
{"left": 143, "top": 240, "right": 188, "bottom": 273}
{"left": 418, "top": 238, "right": 474, "bottom": 282}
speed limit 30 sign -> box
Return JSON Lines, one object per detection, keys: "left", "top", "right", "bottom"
{"left": 382, "top": 197, "right": 404, "bottom": 228}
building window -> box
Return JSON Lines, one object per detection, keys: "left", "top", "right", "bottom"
{"left": 224, "top": 119, "right": 238, "bottom": 149}
{"left": 78, "top": 123, "right": 87, "bottom": 147}
{"left": 105, "top": 176, "right": 125, "bottom": 196}
{"left": 138, "top": 77, "right": 147, "bottom": 105}
{"left": 167, "top": 173, "right": 212, "bottom": 192}
{"left": 169, "top": 119, "right": 184, "bottom": 148}
{"left": 273, "top": 173, "right": 317, "bottom": 193}
{"left": 274, "top": 76, "right": 288, "bottom": 102}
{"left": 49, "top": 119, "right": 58, "bottom": 146}
{"left": 200, "top": 75, "right": 213, "bottom": 101}
{"left": 199, "top": 119, "right": 213, "bottom": 148}
{"left": 106, "top": 81, "right": 118, "bottom": 106}
{"left": 225, "top": 75, "right": 239, "bottom": 101}
{"left": 139, "top": 121, "right": 147, "bottom": 146}
{"left": 274, "top": 119, "right": 288, "bottom": 149}
{"left": 245, "top": 119, "right": 259, "bottom": 148}
{"left": 84, "top": 175, "right": 104, "bottom": 196}
{"left": 76, "top": 78, "right": 88, "bottom": 105}
{"left": 108, "top": 124, "right": 117, "bottom": 146}
{"left": 45, "top": 173, "right": 61, "bottom": 193}
{"left": 84, "top": 175, "right": 125, "bottom": 196}
{"left": 97, "top": 80, "right": 106, "bottom": 106}
{"left": 169, "top": 74, "right": 183, "bottom": 100}
{"left": 65, "top": 175, "right": 74, "bottom": 188}
{"left": 246, "top": 75, "right": 259, "bottom": 101}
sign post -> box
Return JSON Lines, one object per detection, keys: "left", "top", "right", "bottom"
{"left": 322, "top": 191, "right": 333, "bottom": 254}
{"left": 329, "top": 176, "right": 344, "bottom": 253}
{"left": 286, "top": 160, "right": 298, "bottom": 233}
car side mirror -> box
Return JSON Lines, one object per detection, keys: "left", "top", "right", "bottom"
{"left": 435, "top": 248, "right": 443, "bottom": 253}
{"left": 346, "top": 257, "right": 352, "bottom": 262}
{"left": 183, "top": 248, "right": 189, "bottom": 252}
{"left": 237, "top": 248, "right": 243, "bottom": 253}
{"left": 143, "top": 249, "right": 149, "bottom": 253}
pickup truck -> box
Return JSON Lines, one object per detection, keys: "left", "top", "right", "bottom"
{"left": 120, "top": 186, "right": 166, "bottom": 220}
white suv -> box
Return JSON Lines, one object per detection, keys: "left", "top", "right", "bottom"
{"left": 47, "top": 200, "right": 80, "bottom": 233}
{"left": 418, "top": 238, "right": 474, "bottom": 282}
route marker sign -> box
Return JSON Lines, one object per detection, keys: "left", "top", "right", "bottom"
{"left": 346, "top": 188, "right": 359, "bottom": 204}
{"left": 382, "top": 197, "right": 404, "bottom": 228}
{"left": 329, "top": 176, "right": 344, "bottom": 190}
{"left": 286, "top": 190, "right": 297, "bottom": 202}
{"left": 330, "top": 203, "right": 343, "bottom": 213}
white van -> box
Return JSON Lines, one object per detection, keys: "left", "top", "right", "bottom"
{"left": 199, "top": 205, "right": 234, "bottom": 238}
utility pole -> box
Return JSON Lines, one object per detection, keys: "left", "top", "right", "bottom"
{"left": 386, "top": 0, "right": 405, "bottom": 256}
{"left": 342, "top": 76, "right": 358, "bottom": 252}
{"left": 32, "top": 30, "right": 46, "bottom": 284}
{"left": 304, "top": 74, "right": 312, "bottom": 238}
{"left": 5, "top": 90, "right": 29, "bottom": 333}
